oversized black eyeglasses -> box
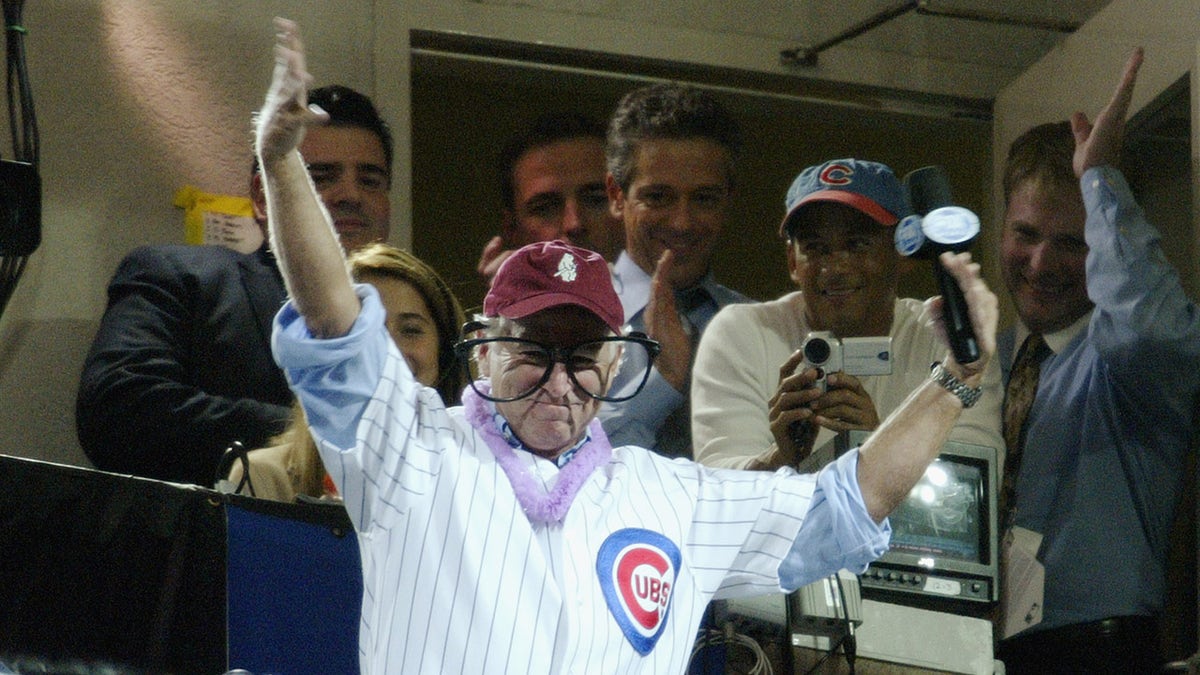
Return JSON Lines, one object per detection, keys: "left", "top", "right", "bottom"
{"left": 453, "top": 321, "right": 661, "bottom": 403}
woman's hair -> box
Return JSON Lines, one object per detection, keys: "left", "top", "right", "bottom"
{"left": 348, "top": 243, "right": 468, "bottom": 404}
{"left": 260, "top": 244, "right": 467, "bottom": 500}
{"left": 279, "top": 400, "right": 324, "bottom": 499}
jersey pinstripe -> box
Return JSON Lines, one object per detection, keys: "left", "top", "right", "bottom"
{"left": 275, "top": 292, "right": 871, "bottom": 675}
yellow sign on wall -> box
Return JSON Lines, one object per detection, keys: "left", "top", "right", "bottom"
{"left": 173, "top": 185, "right": 262, "bottom": 253}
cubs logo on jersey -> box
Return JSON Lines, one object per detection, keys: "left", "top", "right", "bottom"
{"left": 596, "top": 528, "right": 682, "bottom": 655}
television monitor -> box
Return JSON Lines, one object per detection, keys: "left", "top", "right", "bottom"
{"left": 846, "top": 431, "right": 1000, "bottom": 613}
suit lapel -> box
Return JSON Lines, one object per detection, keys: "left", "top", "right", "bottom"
{"left": 238, "top": 248, "right": 287, "bottom": 352}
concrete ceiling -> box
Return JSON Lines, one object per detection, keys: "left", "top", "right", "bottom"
{"left": 447, "top": 0, "right": 1118, "bottom": 116}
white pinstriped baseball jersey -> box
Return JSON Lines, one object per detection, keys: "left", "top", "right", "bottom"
{"left": 274, "top": 288, "right": 887, "bottom": 675}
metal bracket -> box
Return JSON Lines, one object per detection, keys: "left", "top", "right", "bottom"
{"left": 781, "top": 0, "right": 1080, "bottom": 67}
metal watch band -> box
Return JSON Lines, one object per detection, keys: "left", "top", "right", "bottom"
{"left": 929, "top": 361, "right": 982, "bottom": 408}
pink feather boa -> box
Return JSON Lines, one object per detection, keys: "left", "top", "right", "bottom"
{"left": 462, "top": 381, "right": 612, "bottom": 524}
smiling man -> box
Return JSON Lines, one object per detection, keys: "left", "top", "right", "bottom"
{"left": 692, "top": 158, "right": 1003, "bottom": 470}
{"left": 994, "top": 49, "right": 1200, "bottom": 673}
{"left": 598, "top": 82, "right": 750, "bottom": 458}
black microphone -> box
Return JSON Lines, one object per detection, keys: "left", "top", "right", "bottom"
{"left": 897, "top": 166, "right": 981, "bottom": 365}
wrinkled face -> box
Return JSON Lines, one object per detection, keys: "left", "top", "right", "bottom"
{"left": 504, "top": 137, "right": 623, "bottom": 261}
{"left": 363, "top": 274, "right": 440, "bottom": 388}
{"left": 787, "top": 202, "right": 898, "bottom": 337}
{"left": 481, "top": 306, "right": 620, "bottom": 459}
{"left": 1000, "top": 179, "right": 1091, "bottom": 334}
{"left": 610, "top": 138, "right": 731, "bottom": 289}
{"left": 299, "top": 126, "right": 392, "bottom": 253}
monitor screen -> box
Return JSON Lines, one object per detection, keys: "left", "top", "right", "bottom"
{"left": 887, "top": 456, "right": 984, "bottom": 564}
{"left": 846, "top": 431, "right": 999, "bottom": 609}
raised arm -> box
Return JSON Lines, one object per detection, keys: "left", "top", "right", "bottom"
{"left": 1071, "top": 47, "right": 1143, "bottom": 177}
{"left": 256, "top": 18, "right": 359, "bottom": 338}
{"left": 855, "top": 251, "right": 997, "bottom": 522}
{"left": 1075, "top": 47, "right": 1199, "bottom": 379}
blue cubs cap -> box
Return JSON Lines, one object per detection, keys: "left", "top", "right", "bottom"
{"left": 779, "top": 158, "right": 911, "bottom": 237}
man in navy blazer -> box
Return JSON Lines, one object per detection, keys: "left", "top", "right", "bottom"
{"left": 76, "top": 85, "right": 393, "bottom": 486}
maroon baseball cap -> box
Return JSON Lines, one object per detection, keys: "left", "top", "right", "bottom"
{"left": 484, "top": 240, "right": 623, "bottom": 334}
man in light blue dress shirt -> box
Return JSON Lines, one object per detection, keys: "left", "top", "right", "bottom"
{"left": 995, "top": 49, "right": 1200, "bottom": 674}
{"left": 598, "top": 83, "right": 750, "bottom": 458}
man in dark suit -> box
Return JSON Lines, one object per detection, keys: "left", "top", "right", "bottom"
{"left": 76, "top": 85, "right": 393, "bottom": 486}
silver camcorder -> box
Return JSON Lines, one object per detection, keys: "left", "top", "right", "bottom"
{"left": 800, "top": 331, "right": 893, "bottom": 391}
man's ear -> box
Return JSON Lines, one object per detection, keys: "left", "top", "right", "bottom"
{"left": 250, "top": 172, "right": 267, "bottom": 222}
{"left": 249, "top": 173, "right": 270, "bottom": 238}
{"left": 786, "top": 239, "right": 803, "bottom": 286}
{"left": 605, "top": 173, "right": 625, "bottom": 220}
{"left": 475, "top": 343, "right": 491, "bottom": 378}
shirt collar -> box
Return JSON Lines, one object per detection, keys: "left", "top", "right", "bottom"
{"left": 1013, "top": 308, "right": 1092, "bottom": 361}
{"left": 612, "top": 250, "right": 651, "bottom": 322}
{"left": 490, "top": 408, "right": 589, "bottom": 468}
{"left": 610, "top": 249, "right": 718, "bottom": 324}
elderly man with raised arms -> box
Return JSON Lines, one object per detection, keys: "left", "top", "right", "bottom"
{"left": 256, "top": 18, "right": 999, "bottom": 675}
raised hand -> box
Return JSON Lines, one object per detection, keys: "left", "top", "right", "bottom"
{"left": 766, "top": 349, "right": 823, "bottom": 466}
{"left": 256, "top": 18, "right": 359, "bottom": 338}
{"left": 1071, "top": 47, "right": 1143, "bottom": 177}
{"left": 926, "top": 251, "right": 997, "bottom": 385}
{"left": 255, "top": 18, "right": 329, "bottom": 166}
{"left": 642, "top": 250, "right": 692, "bottom": 391}
{"left": 476, "top": 236, "right": 514, "bottom": 281}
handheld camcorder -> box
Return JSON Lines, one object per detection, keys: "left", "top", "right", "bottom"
{"left": 800, "top": 331, "right": 893, "bottom": 392}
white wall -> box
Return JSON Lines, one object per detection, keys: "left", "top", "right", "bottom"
{"left": 395, "top": 0, "right": 1011, "bottom": 97}
{"left": 0, "top": 1, "right": 377, "bottom": 465}
{"left": 994, "top": 0, "right": 1198, "bottom": 150}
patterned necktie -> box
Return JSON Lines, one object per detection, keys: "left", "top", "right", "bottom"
{"left": 999, "top": 333, "right": 1051, "bottom": 527}
{"left": 653, "top": 286, "right": 713, "bottom": 459}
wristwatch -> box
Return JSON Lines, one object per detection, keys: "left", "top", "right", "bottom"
{"left": 929, "top": 362, "right": 982, "bottom": 408}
